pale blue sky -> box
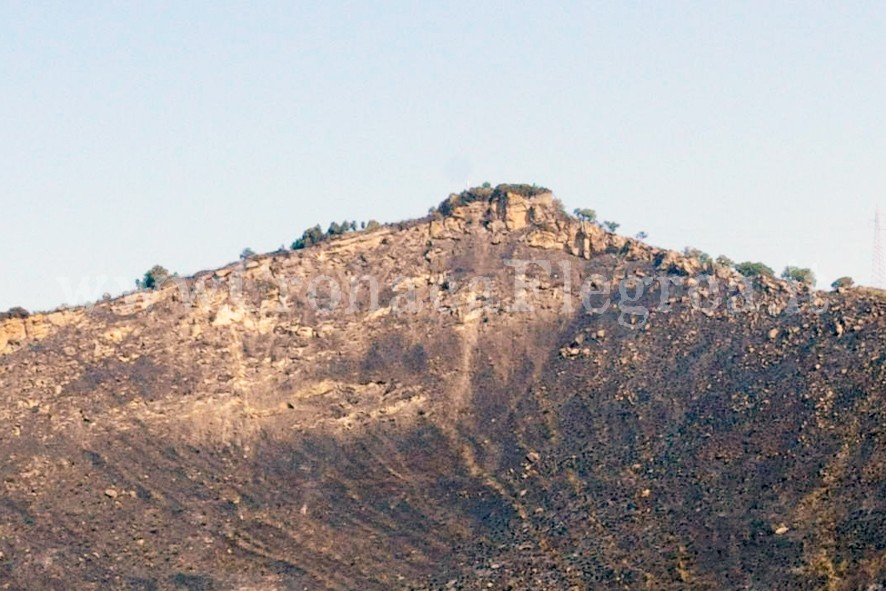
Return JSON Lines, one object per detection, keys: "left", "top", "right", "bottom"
{"left": 1, "top": 2, "right": 884, "bottom": 311}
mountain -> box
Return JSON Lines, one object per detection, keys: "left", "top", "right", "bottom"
{"left": 1, "top": 185, "right": 883, "bottom": 590}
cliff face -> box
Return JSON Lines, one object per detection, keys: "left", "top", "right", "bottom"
{"left": 0, "top": 187, "right": 884, "bottom": 590}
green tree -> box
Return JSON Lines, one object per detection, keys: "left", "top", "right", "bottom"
{"left": 831, "top": 276, "right": 854, "bottom": 290}
{"left": 735, "top": 261, "right": 775, "bottom": 278}
{"left": 635, "top": 231, "right": 648, "bottom": 240}
{"left": 137, "top": 265, "right": 172, "bottom": 290}
{"left": 292, "top": 224, "right": 324, "bottom": 250}
{"left": 240, "top": 248, "right": 256, "bottom": 260}
{"left": 603, "top": 220, "right": 620, "bottom": 233}
{"left": 365, "top": 220, "right": 381, "bottom": 231}
{"left": 573, "top": 208, "right": 597, "bottom": 223}
{"left": 781, "top": 266, "right": 816, "bottom": 286}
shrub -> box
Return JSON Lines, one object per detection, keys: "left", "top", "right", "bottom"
{"left": 365, "top": 220, "right": 381, "bottom": 231}
{"left": 293, "top": 220, "right": 362, "bottom": 249}
{"left": 735, "top": 261, "right": 775, "bottom": 278}
{"left": 635, "top": 231, "right": 648, "bottom": 240}
{"left": 137, "top": 265, "right": 172, "bottom": 290}
{"left": 831, "top": 276, "right": 855, "bottom": 290}
{"left": 781, "top": 266, "right": 816, "bottom": 286}
{"left": 240, "top": 248, "right": 256, "bottom": 260}
{"left": 292, "top": 225, "right": 324, "bottom": 250}
{"left": 495, "top": 183, "right": 550, "bottom": 197}
{"left": 326, "top": 220, "right": 355, "bottom": 236}
{"left": 603, "top": 221, "right": 620, "bottom": 233}
{"left": 573, "top": 208, "right": 597, "bottom": 223}
{"left": 683, "top": 247, "right": 712, "bottom": 265}
{"left": 715, "top": 255, "right": 734, "bottom": 268}
{"left": 0, "top": 307, "right": 30, "bottom": 321}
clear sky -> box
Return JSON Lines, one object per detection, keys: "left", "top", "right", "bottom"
{"left": 1, "top": 2, "right": 884, "bottom": 311}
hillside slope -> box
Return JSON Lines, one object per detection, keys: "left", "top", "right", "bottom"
{"left": 1, "top": 186, "right": 883, "bottom": 590}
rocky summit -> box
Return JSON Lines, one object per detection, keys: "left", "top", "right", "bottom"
{"left": 1, "top": 185, "right": 884, "bottom": 590}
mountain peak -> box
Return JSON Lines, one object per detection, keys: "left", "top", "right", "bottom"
{"left": 436, "top": 183, "right": 558, "bottom": 227}
{"left": 429, "top": 183, "right": 653, "bottom": 264}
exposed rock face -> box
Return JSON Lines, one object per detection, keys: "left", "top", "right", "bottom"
{"left": 0, "top": 309, "right": 82, "bottom": 355}
{"left": 429, "top": 184, "right": 645, "bottom": 263}
{"left": 0, "top": 187, "right": 884, "bottom": 590}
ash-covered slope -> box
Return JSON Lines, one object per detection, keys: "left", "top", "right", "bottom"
{"left": 1, "top": 185, "right": 883, "bottom": 590}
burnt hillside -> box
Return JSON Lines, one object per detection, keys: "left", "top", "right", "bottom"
{"left": 1, "top": 186, "right": 883, "bottom": 590}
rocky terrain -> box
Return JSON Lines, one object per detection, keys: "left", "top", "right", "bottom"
{"left": 1, "top": 185, "right": 883, "bottom": 590}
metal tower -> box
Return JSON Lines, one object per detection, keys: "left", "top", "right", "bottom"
{"left": 874, "top": 207, "right": 885, "bottom": 289}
